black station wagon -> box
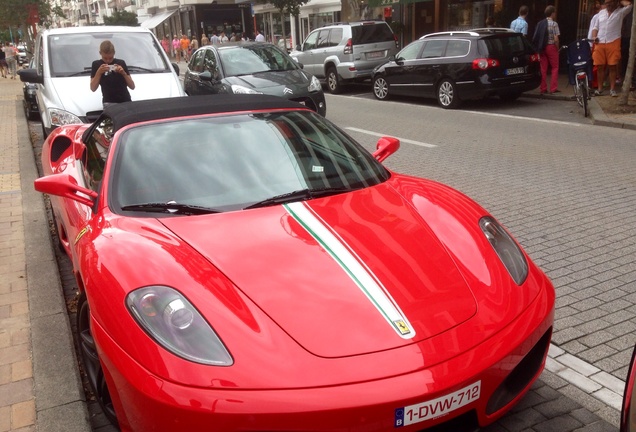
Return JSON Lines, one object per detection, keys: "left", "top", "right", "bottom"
{"left": 371, "top": 28, "right": 541, "bottom": 109}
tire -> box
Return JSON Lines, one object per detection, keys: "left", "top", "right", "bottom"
{"left": 326, "top": 66, "right": 343, "bottom": 94}
{"left": 581, "top": 84, "right": 589, "bottom": 117}
{"left": 373, "top": 76, "right": 390, "bottom": 100}
{"left": 437, "top": 78, "right": 460, "bottom": 109}
{"left": 574, "top": 83, "right": 584, "bottom": 108}
{"left": 77, "top": 291, "right": 119, "bottom": 427}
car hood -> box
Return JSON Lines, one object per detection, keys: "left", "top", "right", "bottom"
{"left": 160, "top": 184, "right": 479, "bottom": 358}
{"left": 49, "top": 73, "right": 184, "bottom": 118}
{"left": 223, "top": 69, "right": 312, "bottom": 93}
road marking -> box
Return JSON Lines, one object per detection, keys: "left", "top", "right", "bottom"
{"left": 445, "top": 110, "right": 584, "bottom": 127}
{"left": 345, "top": 127, "right": 437, "bottom": 148}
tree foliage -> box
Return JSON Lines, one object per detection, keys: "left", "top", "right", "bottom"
{"left": 103, "top": 9, "right": 139, "bottom": 26}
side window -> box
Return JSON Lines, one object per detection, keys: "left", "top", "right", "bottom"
{"left": 397, "top": 40, "right": 425, "bottom": 61}
{"left": 80, "top": 117, "right": 113, "bottom": 193}
{"left": 303, "top": 31, "right": 319, "bottom": 50}
{"left": 191, "top": 50, "right": 205, "bottom": 72}
{"left": 317, "top": 30, "right": 330, "bottom": 48}
{"left": 420, "top": 40, "right": 447, "bottom": 59}
{"left": 328, "top": 28, "right": 343, "bottom": 47}
{"left": 37, "top": 36, "right": 43, "bottom": 74}
{"left": 445, "top": 40, "right": 470, "bottom": 57}
{"left": 203, "top": 50, "right": 219, "bottom": 78}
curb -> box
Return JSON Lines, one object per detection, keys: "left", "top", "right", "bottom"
{"left": 18, "top": 98, "right": 92, "bottom": 432}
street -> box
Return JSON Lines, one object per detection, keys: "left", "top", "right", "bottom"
{"left": 25, "top": 90, "right": 636, "bottom": 432}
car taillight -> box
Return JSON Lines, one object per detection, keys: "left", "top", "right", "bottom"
{"left": 530, "top": 54, "right": 540, "bottom": 62}
{"left": 394, "top": 34, "right": 399, "bottom": 49}
{"left": 344, "top": 38, "right": 353, "bottom": 55}
{"left": 472, "top": 58, "right": 500, "bottom": 70}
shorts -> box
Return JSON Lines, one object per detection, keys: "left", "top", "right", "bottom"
{"left": 592, "top": 38, "right": 621, "bottom": 66}
{"left": 0, "top": 60, "right": 7, "bottom": 68}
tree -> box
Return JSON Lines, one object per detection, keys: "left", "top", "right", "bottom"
{"left": 619, "top": 10, "right": 635, "bottom": 106}
{"left": 0, "top": 0, "right": 64, "bottom": 52}
{"left": 103, "top": 9, "right": 139, "bottom": 26}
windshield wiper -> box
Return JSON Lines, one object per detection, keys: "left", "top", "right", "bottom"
{"left": 244, "top": 187, "right": 353, "bottom": 210}
{"left": 65, "top": 68, "right": 92, "bottom": 77}
{"left": 127, "top": 65, "right": 162, "bottom": 73}
{"left": 121, "top": 202, "right": 221, "bottom": 215}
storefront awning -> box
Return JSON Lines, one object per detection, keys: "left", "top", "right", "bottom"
{"left": 140, "top": 9, "right": 177, "bottom": 30}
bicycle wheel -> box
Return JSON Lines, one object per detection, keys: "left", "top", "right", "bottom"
{"left": 581, "top": 83, "right": 589, "bottom": 117}
{"left": 574, "top": 83, "right": 584, "bottom": 108}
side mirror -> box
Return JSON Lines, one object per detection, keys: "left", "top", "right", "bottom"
{"left": 372, "top": 137, "right": 400, "bottom": 162}
{"left": 172, "top": 62, "right": 180, "bottom": 76}
{"left": 18, "top": 68, "right": 42, "bottom": 84}
{"left": 200, "top": 70, "right": 220, "bottom": 82}
{"left": 34, "top": 174, "right": 97, "bottom": 208}
{"left": 621, "top": 346, "right": 636, "bottom": 432}
{"left": 295, "top": 44, "right": 301, "bottom": 51}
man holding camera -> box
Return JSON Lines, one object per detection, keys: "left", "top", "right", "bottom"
{"left": 90, "top": 40, "right": 136, "bottom": 106}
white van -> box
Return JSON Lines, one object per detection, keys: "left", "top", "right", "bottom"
{"left": 19, "top": 26, "right": 185, "bottom": 137}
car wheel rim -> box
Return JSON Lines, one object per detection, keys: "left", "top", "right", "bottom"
{"left": 439, "top": 82, "right": 453, "bottom": 106}
{"left": 374, "top": 78, "right": 388, "bottom": 99}
{"left": 328, "top": 72, "right": 337, "bottom": 91}
{"left": 78, "top": 296, "right": 118, "bottom": 425}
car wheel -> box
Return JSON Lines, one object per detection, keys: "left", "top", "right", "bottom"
{"left": 373, "top": 76, "right": 390, "bottom": 100}
{"left": 77, "top": 291, "right": 119, "bottom": 427}
{"left": 326, "top": 67, "right": 343, "bottom": 94}
{"left": 437, "top": 78, "right": 461, "bottom": 109}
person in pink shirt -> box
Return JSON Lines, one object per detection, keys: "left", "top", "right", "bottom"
{"left": 161, "top": 36, "right": 170, "bottom": 57}
{"left": 172, "top": 36, "right": 180, "bottom": 62}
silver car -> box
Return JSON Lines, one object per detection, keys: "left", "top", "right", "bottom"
{"left": 291, "top": 21, "right": 399, "bottom": 94}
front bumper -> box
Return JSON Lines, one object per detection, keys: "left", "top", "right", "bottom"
{"left": 93, "top": 280, "right": 554, "bottom": 432}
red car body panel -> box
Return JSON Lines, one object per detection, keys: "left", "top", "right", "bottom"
{"left": 36, "top": 104, "right": 555, "bottom": 432}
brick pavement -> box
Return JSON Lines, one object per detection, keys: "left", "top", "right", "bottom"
{"left": 2, "top": 70, "right": 636, "bottom": 431}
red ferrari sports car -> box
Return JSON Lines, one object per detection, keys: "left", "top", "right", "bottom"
{"left": 35, "top": 94, "right": 554, "bottom": 432}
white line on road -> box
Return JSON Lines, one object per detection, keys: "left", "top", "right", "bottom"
{"left": 345, "top": 127, "right": 437, "bottom": 148}
{"left": 450, "top": 110, "right": 584, "bottom": 127}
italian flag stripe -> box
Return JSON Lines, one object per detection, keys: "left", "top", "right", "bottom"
{"left": 285, "top": 202, "right": 415, "bottom": 339}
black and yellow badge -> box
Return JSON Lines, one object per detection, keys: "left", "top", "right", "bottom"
{"left": 393, "top": 319, "right": 412, "bottom": 336}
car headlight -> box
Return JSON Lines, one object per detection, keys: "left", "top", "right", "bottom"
{"left": 126, "top": 286, "right": 233, "bottom": 366}
{"left": 479, "top": 216, "right": 528, "bottom": 285}
{"left": 48, "top": 108, "right": 82, "bottom": 127}
{"left": 231, "top": 84, "right": 262, "bottom": 95}
{"left": 308, "top": 75, "right": 321, "bottom": 92}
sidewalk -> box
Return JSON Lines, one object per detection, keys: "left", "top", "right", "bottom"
{"left": 0, "top": 77, "right": 90, "bottom": 432}
{"left": 0, "top": 72, "right": 633, "bottom": 432}
{"left": 522, "top": 72, "right": 636, "bottom": 130}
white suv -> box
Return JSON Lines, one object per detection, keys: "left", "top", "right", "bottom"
{"left": 19, "top": 26, "right": 185, "bottom": 137}
{"left": 291, "top": 21, "right": 399, "bottom": 94}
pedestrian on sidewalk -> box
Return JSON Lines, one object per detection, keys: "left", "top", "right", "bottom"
{"left": 3, "top": 42, "right": 17, "bottom": 79}
{"left": 510, "top": 5, "right": 529, "bottom": 36}
{"left": 172, "top": 35, "right": 180, "bottom": 62}
{"left": 533, "top": 6, "right": 561, "bottom": 94}
{"left": 0, "top": 47, "right": 7, "bottom": 78}
{"left": 591, "top": 0, "right": 633, "bottom": 96}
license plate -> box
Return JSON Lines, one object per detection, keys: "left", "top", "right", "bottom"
{"left": 394, "top": 381, "right": 481, "bottom": 427}
{"left": 505, "top": 67, "right": 525, "bottom": 75}
{"left": 367, "top": 51, "right": 384, "bottom": 59}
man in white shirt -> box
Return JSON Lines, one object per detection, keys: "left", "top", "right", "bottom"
{"left": 591, "top": 0, "right": 633, "bottom": 96}
{"left": 255, "top": 30, "right": 265, "bottom": 42}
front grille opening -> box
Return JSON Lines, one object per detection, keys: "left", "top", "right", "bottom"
{"left": 416, "top": 410, "right": 479, "bottom": 432}
{"left": 486, "top": 327, "right": 552, "bottom": 415}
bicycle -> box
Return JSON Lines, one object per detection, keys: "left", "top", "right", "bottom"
{"left": 561, "top": 38, "right": 594, "bottom": 117}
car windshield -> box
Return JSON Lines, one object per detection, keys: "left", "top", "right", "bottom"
{"left": 111, "top": 110, "right": 390, "bottom": 214}
{"left": 218, "top": 45, "right": 298, "bottom": 76}
{"left": 48, "top": 32, "right": 170, "bottom": 77}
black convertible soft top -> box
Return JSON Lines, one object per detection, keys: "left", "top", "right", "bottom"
{"left": 102, "top": 94, "right": 308, "bottom": 133}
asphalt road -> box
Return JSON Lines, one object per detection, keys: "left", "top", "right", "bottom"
{"left": 27, "top": 89, "right": 635, "bottom": 431}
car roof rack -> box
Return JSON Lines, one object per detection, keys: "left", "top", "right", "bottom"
{"left": 324, "top": 20, "right": 384, "bottom": 27}
{"left": 421, "top": 28, "right": 514, "bottom": 39}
